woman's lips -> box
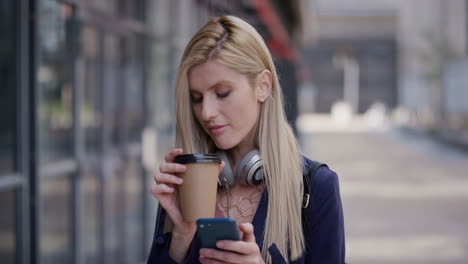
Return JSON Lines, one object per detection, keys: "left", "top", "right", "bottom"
{"left": 208, "top": 125, "right": 227, "bottom": 135}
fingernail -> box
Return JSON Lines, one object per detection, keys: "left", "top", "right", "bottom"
{"left": 216, "top": 241, "right": 224, "bottom": 248}
{"left": 177, "top": 178, "right": 183, "bottom": 184}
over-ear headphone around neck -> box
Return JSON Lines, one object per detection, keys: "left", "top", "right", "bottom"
{"left": 216, "top": 149, "right": 264, "bottom": 186}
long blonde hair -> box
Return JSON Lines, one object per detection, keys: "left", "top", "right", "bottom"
{"left": 174, "top": 16, "right": 304, "bottom": 263}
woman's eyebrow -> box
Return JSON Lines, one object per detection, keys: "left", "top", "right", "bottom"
{"left": 211, "top": 80, "right": 233, "bottom": 89}
{"left": 190, "top": 80, "right": 233, "bottom": 92}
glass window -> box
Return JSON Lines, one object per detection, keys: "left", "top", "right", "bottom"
{"left": 39, "top": 175, "right": 72, "bottom": 263}
{"left": 103, "top": 34, "right": 121, "bottom": 146}
{"left": 79, "top": 26, "right": 102, "bottom": 153}
{"left": 0, "top": 190, "right": 17, "bottom": 264}
{"left": 123, "top": 156, "right": 144, "bottom": 262}
{"left": 133, "top": 0, "right": 145, "bottom": 22}
{"left": 124, "top": 35, "right": 144, "bottom": 142}
{"left": 0, "top": 0, "right": 17, "bottom": 174}
{"left": 149, "top": 39, "right": 175, "bottom": 152}
{"left": 80, "top": 170, "right": 101, "bottom": 264}
{"left": 104, "top": 165, "right": 124, "bottom": 262}
{"left": 92, "top": 0, "right": 118, "bottom": 15}
{"left": 38, "top": 0, "right": 74, "bottom": 164}
{"left": 114, "top": 0, "right": 144, "bottom": 21}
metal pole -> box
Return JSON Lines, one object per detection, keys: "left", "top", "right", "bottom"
{"left": 16, "top": 0, "right": 31, "bottom": 263}
{"left": 70, "top": 6, "right": 82, "bottom": 263}
{"left": 28, "top": 0, "right": 40, "bottom": 262}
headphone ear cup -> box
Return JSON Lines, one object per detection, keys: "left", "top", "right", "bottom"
{"left": 216, "top": 150, "right": 235, "bottom": 186}
{"left": 235, "top": 149, "right": 263, "bottom": 185}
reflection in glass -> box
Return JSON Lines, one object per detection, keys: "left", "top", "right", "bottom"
{"left": 39, "top": 176, "right": 72, "bottom": 263}
{"left": 103, "top": 34, "right": 121, "bottom": 146}
{"left": 104, "top": 164, "right": 123, "bottom": 263}
{"left": 80, "top": 26, "right": 101, "bottom": 153}
{"left": 38, "top": 0, "right": 73, "bottom": 164}
{"left": 124, "top": 156, "right": 144, "bottom": 262}
{"left": 80, "top": 171, "right": 100, "bottom": 264}
{"left": 0, "top": 0, "right": 17, "bottom": 174}
{"left": 131, "top": 0, "right": 145, "bottom": 21}
{"left": 0, "top": 190, "right": 16, "bottom": 264}
{"left": 125, "top": 35, "right": 144, "bottom": 142}
{"left": 91, "top": 0, "right": 117, "bottom": 15}
{"left": 150, "top": 38, "right": 175, "bottom": 152}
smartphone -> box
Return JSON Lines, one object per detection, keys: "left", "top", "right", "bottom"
{"left": 196, "top": 218, "right": 241, "bottom": 249}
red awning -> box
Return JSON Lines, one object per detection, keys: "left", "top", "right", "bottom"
{"left": 252, "top": 0, "right": 299, "bottom": 62}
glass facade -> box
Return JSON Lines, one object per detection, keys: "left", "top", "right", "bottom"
{"left": 0, "top": 0, "right": 17, "bottom": 174}
{"left": 0, "top": 190, "right": 16, "bottom": 264}
{"left": 80, "top": 170, "right": 100, "bottom": 264}
{"left": 80, "top": 25, "right": 102, "bottom": 154}
{"left": 91, "top": 0, "right": 118, "bottom": 15}
{"left": 15, "top": 0, "right": 156, "bottom": 262}
{"left": 124, "top": 34, "right": 144, "bottom": 142}
{"left": 103, "top": 34, "right": 121, "bottom": 146}
{"left": 38, "top": 0, "right": 74, "bottom": 164}
{"left": 123, "top": 156, "right": 144, "bottom": 261}
{"left": 39, "top": 176, "right": 72, "bottom": 263}
{"left": 103, "top": 166, "right": 124, "bottom": 263}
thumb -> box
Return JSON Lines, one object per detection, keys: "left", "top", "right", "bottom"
{"left": 240, "top": 223, "right": 255, "bottom": 243}
{"left": 218, "top": 161, "right": 225, "bottom": 174}
{"left": 217, "top": 161, "right": 226, "bottom": 186}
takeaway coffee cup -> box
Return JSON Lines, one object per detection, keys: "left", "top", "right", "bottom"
{"left": 173, "top": 153, "right": 221, "bottom": 222}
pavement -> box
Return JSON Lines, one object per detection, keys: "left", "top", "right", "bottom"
{"left": 297, "top": 113, "right": 468, "bottom": 264}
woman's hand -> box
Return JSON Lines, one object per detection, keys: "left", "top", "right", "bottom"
{"left": 150, "top": 148, "right": 192, "bottom": 231}
{"left": 150, "top": 148, "right": 196, "bottom": 261}
{"left": 199, "top": 223, "right": 265, "bottom": 264}
{"left": 150, "top": 148, "right": 225, "bottom": 262}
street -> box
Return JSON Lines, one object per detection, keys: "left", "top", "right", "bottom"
{"left": 298, "top": 115, "right": 468, "bottom": 264}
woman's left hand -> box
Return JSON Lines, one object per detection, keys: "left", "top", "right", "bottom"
{"left": 199, "top": 223, "right": 265, "bottom": 264}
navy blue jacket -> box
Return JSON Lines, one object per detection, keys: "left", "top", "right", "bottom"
{"left": 147, "top": 157, "right": 346, "bottom": 263}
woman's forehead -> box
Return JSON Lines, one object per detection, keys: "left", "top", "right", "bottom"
{"left": 188, "top": 61, "right": 248, "bottom": 91}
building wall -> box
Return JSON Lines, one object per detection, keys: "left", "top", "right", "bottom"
{"left": 301, "top": 0, "right": 468, "bottom": 146}
{"left": 302, "top": 3, "right": 398, "bottom": 114}
{"left": 0, "top": 0, "right": 157, "bottom": 263}
{"left": 397, "top": 0, "right": 468, "bottom": 139}
{"left": 304, "top": 37, "right": 397, "bottom": 113}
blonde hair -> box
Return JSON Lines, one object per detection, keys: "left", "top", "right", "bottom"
{"left": 174, "top": 16, "right": 304, "bottom": 263}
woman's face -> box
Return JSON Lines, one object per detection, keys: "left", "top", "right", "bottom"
{"left": 188, "top": 60, "right": 263, "bottom": 151}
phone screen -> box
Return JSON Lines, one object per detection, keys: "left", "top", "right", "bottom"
{"left": 196, "top": 218, "right": 240, "bottom": 249}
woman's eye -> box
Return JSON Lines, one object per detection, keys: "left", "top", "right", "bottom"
{"left": 190, "top": 95, "right": 203, "bottom": 104}
{"left": 217, "top": 91, "right": 230, "bottom": 98}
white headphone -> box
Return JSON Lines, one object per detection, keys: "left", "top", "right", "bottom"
{"left": 216, "top": 149, "right": 264, "bottom": 186}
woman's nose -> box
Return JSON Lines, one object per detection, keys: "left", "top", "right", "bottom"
{"left": 201, "top": 97, "right": 217, "bottom": 121}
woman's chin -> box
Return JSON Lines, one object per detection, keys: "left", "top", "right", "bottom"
{"left": 213, "top": 140, "right": 237, "bottom": 151}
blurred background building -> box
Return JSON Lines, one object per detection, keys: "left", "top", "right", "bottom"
{"left": 298, "top": 0, "right": 468, "bottom": 145}
{"left": 1, "top": 0, "right": 467, "bottom": 264}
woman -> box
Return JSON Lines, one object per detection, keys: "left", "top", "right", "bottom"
{"left": 148, "top": 16, "right": 345, "bottom": 264}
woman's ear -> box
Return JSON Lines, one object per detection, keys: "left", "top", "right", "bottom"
{"left": 256, "top": 70, "right": 272, "bottom": 103}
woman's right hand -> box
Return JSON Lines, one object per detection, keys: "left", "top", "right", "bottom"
{"left": 151, "top": 148, "right": 198, "bottom": 262}
{"left": 150, "top": 148, "right": 195, "bottom": 237}
{"left": 150, "top": 148, "right": 224, "bottom": 262}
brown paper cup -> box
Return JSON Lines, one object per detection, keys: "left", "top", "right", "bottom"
{"left": 174, "top": 154, "right": 221, "bottom": 222}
